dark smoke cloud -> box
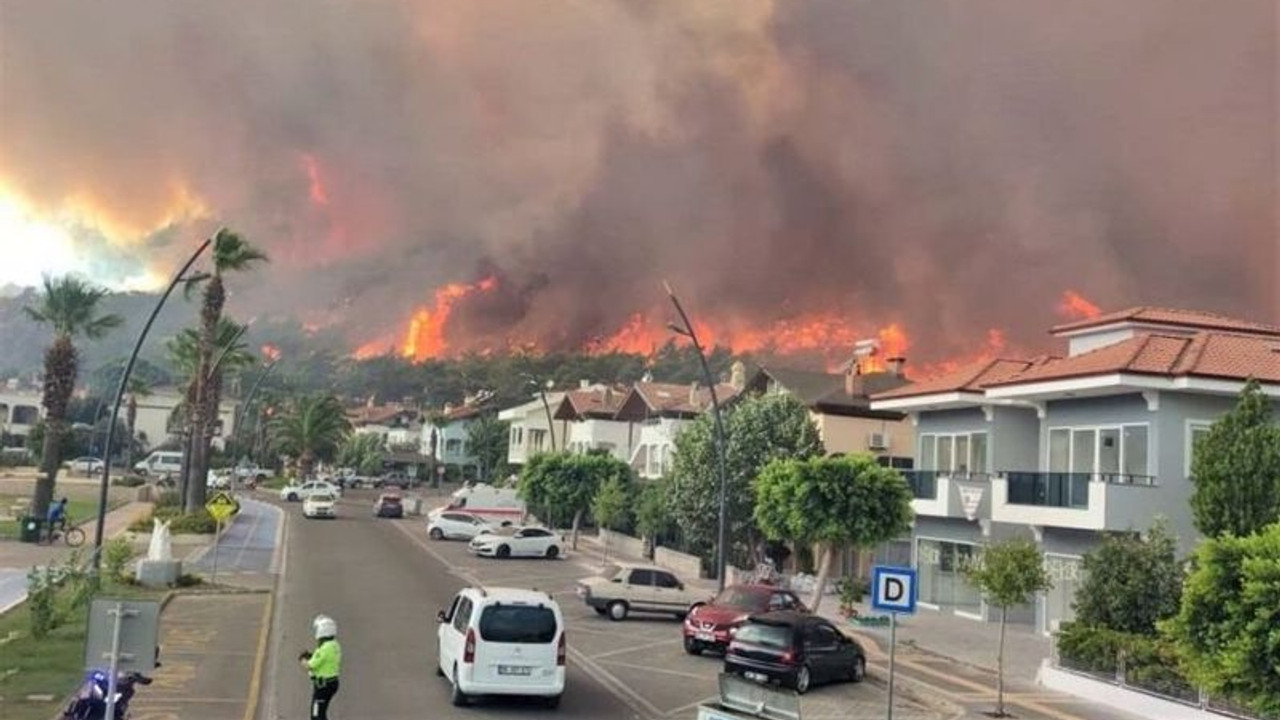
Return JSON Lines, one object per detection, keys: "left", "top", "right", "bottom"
{"left": 1, "top": 0, "right": 1274, "bottom": 361}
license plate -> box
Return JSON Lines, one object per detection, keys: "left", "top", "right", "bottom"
{"left": 745, "top": 671, "right": 769, "bottom": 683}
{"left": 498, "top": 665, "right": 532, "bottom": 676}
{"left": 696, "top": 631, "right": 715, "bottom": 642}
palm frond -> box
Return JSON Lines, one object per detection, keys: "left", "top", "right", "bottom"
{"left": 213, "top": 229, "right": 270, "bottom": 274}
{"left": 24, "top": 274, "right": 122, "bottom": 341}
{"left": 181, "top": 272, "right": 211, "bottom": 300}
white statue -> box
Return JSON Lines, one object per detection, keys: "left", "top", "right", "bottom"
{"left": 147, "top": 519, "right": 173, "bottom": 561}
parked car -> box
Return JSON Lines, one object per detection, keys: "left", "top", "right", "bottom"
{"left": 683, "top": 584, "right": 808, "bottom": 656}
{"left": 428, "top": 512, "right": 495, "bottom": 541}
{"left": 381, "top": 470, "right": 410, "bottom": 488}
{"left": 67, "top": 456, "right": 105, "bottom": 475}
{"left": 280, "top": 480, "right": 342, "bottom": 502}
{"left": 303, "top": 493, "right": 337, "bottom": 519}
{"left": 235, "top": 464, "right": 270, "bottom": 482}
{"left": 345, "top": 475, "right": 381, "bottom": 489}
{"left": 468, "top": 526, "right": 563, "bottom": 559}
{"left": 428, "top": 485, "right": 525, "bottom": 526}
{"left": 207, "top": 470, "right": 233, "bottom": 490}
{"left": 436, "top": 586, "right": 565, "bottom": 708}
{"left": 724, "top": 612, "right": 866, "bottom": 694}
{"left": 134, "top": 451, "right": 183, "bottom": 478}
{"left": 577, "top": 564, "right": 711, "bottom": 621}
{"left": 373, "top": 493, "right": 404, "bottom": 518}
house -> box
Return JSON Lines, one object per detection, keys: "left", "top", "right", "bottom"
{"left": 0, "top": 383, "right": 43, "bottom": 450}
{"left": 871, "top": 306, "right": 1280, "bottom": 635}
{"left": 499, "top": 390, "right": 569, "bottom": 466}
{"left": 422, "top": 403, "right": 484, "bottom": 478}
{"left": 614, "top": 380, "right": 742, "bottom": 479}
{"left": 554, "top": 383, "right": 633, "bottom": 463}
{"left": 134, "top": 386, "right": 239, "bottom": 451}
{"left": 348, "top": 401, "right": 422, "bottom": 451}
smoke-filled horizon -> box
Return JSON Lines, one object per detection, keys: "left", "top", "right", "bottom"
{"left": 1, "top": 0, "right": 1276, "bottom": 364}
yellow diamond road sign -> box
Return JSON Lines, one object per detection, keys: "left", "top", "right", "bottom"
{"left": 205, "top": 492, "right": 240, "bottom": 523}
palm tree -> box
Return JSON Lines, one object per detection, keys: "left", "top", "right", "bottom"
{"left": 124, "top": 376, "right": 151, "bottom": 470}
{"left": 186, "top": 230, "right": 267, "bottom": 508}
{"left": 24, "top": 276, "right": 123, "bottom": 517}
{"left": 270, "top": 395, "right": 351, "bottom": 479}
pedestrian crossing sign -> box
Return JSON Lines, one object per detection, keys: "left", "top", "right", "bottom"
{"left": 205, "top": 492, "right": 240, "bottom": 523}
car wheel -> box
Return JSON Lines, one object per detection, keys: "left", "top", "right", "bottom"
{"left": 849, "top": 656, "right": 866, "bottom": 683}
{"left": 545, "top": 545, "right": 560, "bottom": 559}
{"left": 450, "top": 665, "right": 469, "bottom": 707}
{"left": 429, "top": 528, "right": 444, "bottom": 540}
{"left": 287, "top": 493, "right": 298, "bottom": 502}
{"left": 792, "top": 665, "right": 812, "bottom": 694}
{"left": 544, "top": 694, "right": 562, "bottom": 709}
{"left": 683, "top": 636, "right": 702, "bottom": 656}
{"left": 436, "top": 661, "right": 445, "bottom": 678}
{"left": 607, "top": 601, "right": 629, "bottom": 622}
{"left": 496, "top": 544, "right": 511, "bottom": 559}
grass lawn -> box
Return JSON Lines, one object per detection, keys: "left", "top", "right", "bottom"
{"left": 0, "top": 581, "right": 163, "bottom": 720}
{"left": 0, "top": 495, "right": 108, "bottom": 540}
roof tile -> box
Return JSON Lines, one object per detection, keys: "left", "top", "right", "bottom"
{"left": 1051, "top": 306, "right": 1280, "bottom": 336}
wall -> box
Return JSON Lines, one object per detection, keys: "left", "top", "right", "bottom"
{"left": 565, "top": 418, "right": 634, "bottom": 462}
{"left": 991, "top": 406, "right": 1040, "bottom": 472}
{"left": 599, "top": 528, "right": 648, "bottom": 560}
{"left": 817, "top": 413, "right": 914, "bottom": 459}
{"left": 133, "top": 389, "right": 237, "bottom": 450}
{"left": 655, "top": 546, "right": 703, "bottom": 579}
{"left": 630, "top": 418, "right": 684, "bottom": 478}
{"left": 499, "top": 393, "right": 568, "bottom": 465}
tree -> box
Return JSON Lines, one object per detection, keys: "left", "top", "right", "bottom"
{"left": 1073, "top": 519, "right": 1182, "bottom": 635}
{"left": 337, "top": 433, "right": 386, "bottom": 476}
{"left": 754, "top": 454, "right": 914, "bottom": 610}
{"left": 519, "top": 451, "right": 632, "bottom": 549}
{"left": 186, "top": 229, "right": 268, "bottom": 511}
{"left": 466, "top": 414, "right": 510, "bottom": 483}
{"left": 965, "top": 538, "right": 1053, "bottom": 718}
{"left": 23, "top": 276, "right": 122, "bottom": 517}
{"left": 669, "top": 392, "right": 823, "bottom": 567}
{"left": 1190, "top": 379, "right": 1280, "bottom": 538}
{"left": 270, "top": 394, "right": 351, "bottom": 478}
{"left": 592, "top": 476, "right": 633, "bottom": 561}
{"left": 634, "top": 476, "right": 673, "bottom": 556}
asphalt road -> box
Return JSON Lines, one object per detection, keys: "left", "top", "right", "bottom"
{"left": 262, "top": 491, "right": 643, "bottom": 720}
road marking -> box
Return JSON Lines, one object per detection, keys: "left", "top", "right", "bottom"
{"left": 244, "top": 589, "right": 274, "bottom": 720}
{"left": 232, "top": 499, "right": 265, "bottom": 568}
{"left": 569, "top": 646, "right": 665, "bottom": 719}
{"left": 597, "top": 658, "right": 714, "bottom": 681}
{"left": 262, "top": 509, "right": 291, "bottom": 720}
{"left": 894, "top": 656, "right": 1092, "bottom": 720}
{"left": 590, "top": 637, "right": 682, "bottom": 660}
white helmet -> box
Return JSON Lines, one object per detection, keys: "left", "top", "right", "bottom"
{"left": 313, "top": 614, "right": 337, "bottom": 639}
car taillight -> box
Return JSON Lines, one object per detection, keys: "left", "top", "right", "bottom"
{"left": 463, "top": 628, "right": 476, "bottom": 664}
{"left": 557, "top": 632, "right": 566, "bottom": 666}
{"left": 779, "top": 649, "right": 796, "bottom": 666}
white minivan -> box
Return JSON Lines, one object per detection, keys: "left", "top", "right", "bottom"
{"left": 134, "top": 451, "right": 183, "bottom": 478}
{"left": 436, "top": 587, "right": 565, "bottom": 708}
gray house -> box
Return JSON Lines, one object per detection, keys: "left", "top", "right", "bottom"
{"left": 871, "top": 307, "right": 1280, "bottom": 635}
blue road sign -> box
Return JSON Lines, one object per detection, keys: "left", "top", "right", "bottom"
{"left": 871, "top": 565, "right": 917, "bottom": 615}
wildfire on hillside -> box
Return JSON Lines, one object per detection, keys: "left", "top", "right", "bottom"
{"left": 401, "top": 276, "right": 500, "bottom": 361}
{"left": 1058, "top": 290, "right": 1102, "bottom": 320}
{"left": 261, "top": 344, "right": 283, "bottom": 362}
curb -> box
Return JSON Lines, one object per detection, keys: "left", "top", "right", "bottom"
{"left": 865, "top": 664, "right": 968, "bottom": 719}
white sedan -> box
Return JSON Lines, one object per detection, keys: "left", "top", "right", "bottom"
{"left": 468, "top": 526, "right": 564, "bottom": 559}
{"left": 302, "top": 493, "right": 337, "bottom": 519}
{"left": 68, "top": 457, "right": 105, "bottom": 475}
{"left": 280, "top": 480, "right": 341, "bottom": 502}
{"left": 427, "top": 511, "right": 495, "bottom": 541}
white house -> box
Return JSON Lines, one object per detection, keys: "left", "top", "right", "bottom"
{"left": 347, "top": 402, "right": 421, "bottom": 450}
{"left": 0, "top": 384, "right": 43, "bottom": 450}
{"left": 555, "top": 384, "right": 633, "bottom": 463}
{"left": 422, "top": 403, "right": 483, "bottom": 470}
{"left": 615, "top": 381, "right": 742, "bottom": 479}
{"left": 500, "top": 391, "right": 569, "bottom": 466}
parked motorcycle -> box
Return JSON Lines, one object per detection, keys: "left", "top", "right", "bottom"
{"left": 61, "top": 669, "right": 153, "bottom": 720}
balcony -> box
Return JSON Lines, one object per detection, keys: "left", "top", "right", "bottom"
{"left": 900, "top": 470, "right": 938, "bottom": 500}
{"left": 992, "top": 472, "right": 1160, "bottom": 531}
{"left": 900, "top": 470, "right": 992, "bottom": 520}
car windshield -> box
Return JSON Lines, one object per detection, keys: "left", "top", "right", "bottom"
{"left": 734, "top": 623, "right": 793, "bottom": 649}
{"left": 311, "top": 494, "right": 335, "bottom": 502}
{"left": 715, "top": 587, "right": 770, "bottom": 611}
{"left": 479, "top": 605, "right": 558, "bottom": 643}
{"left": 606, "top": 565, "right": 627, "bottom": 581}
{"left": 381, "top": 496, "right": 401, "bottom": 504}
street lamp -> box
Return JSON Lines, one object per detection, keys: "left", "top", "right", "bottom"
{"left": 231, "top": 357, "right": 280, "bottom": 465}
{"left": 93, "top": 230, "right": 220, "bottom": 572}
{"left": 663, "top": 281, "right": 730, "bottom": 592}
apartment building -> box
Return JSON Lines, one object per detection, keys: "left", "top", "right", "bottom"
{"left": 614, "top": 380, "right": 742, "bottom": 479}
{"left": 500, "top": 391, "right": 569, "bottom": 466}
{"left": 871, "top": 307, "right": 1280, "bottom": 635}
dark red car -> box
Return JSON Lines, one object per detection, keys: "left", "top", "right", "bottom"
{"left": 682, "top": 584, "right": 808, "bottom": 656}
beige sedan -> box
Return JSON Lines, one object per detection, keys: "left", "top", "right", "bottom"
{"left": 577, "top": 563, "right": 712, "bottom": 621}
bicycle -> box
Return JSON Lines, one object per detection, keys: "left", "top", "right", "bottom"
{"left": 44, "top": 523, "right": 86, "bottom": 547}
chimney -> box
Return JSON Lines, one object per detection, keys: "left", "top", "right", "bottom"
{"left": 887, "top": 357, "right": 907, "bottom": 378}
{"left": 580, "top": 379, "right": 590, "bottom": 389}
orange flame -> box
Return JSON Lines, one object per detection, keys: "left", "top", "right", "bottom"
{"left": 401, "top": 276, "right": 499, "bottom": 361}
{"left": 856, "top": 323, "right": 911, "bottom": 374}
{"left": 300, "top": 153, "right": 330, "bottom": 207}
{"left": 261, "top": 344, "right": 283, "bottom": 362}
{"left": 354, "top": 339, "right": 393, "bottom": 359}
{"left": 1058, "top": 290, "right": 1101, "bottom": 320}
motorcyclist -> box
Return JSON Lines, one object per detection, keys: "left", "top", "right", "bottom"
{"left": 61, "top": 669, "right": 152, "bottom": 719}
{"left": 299, "top": 614, "right": 342, "bottom": 720}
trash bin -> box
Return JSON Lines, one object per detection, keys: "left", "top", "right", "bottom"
{"left": 18, "top": 516, "right": 44, "bottom": 543}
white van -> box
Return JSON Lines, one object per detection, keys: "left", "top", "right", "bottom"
{"left": 430, "top": 485, "right": 526, "bottom": 526}
{"left": 436, "top": 586, "right": 565, "bottom": 708}
{"left": 134, "top": 451, "right": 183, "bottom": 478}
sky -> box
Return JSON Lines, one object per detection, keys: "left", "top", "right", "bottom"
{"left": 0, "top": 0, "right": 1276, "bottom": 363}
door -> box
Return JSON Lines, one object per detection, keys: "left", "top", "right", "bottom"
{"left": 651, "top": 570, "right": 684, "bottom": 612}
{"left": 804, "top": 622, "right": 843, "bottom": 682}
{"left": 438, "top": 594, "right": 469, "bottom": 677}
{"left": 627, "top": 569, "right": 657, "bottom": 610}
{"left": 515, "top": 529, "right": 552, "bottom": 557}
{"left": 470, "top": 603, "right": 560, "bottom": 687}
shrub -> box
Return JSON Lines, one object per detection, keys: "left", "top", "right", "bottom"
{"left": 176, "top": 573, "right": 204, "bottom": 587}
{"left": 112, "top": 476, "right": 145, "bottom": 487}
{"left": 1057, "top": 622, "right": 1196, "bottom": 699}
{"left": 103, "top": 537, "right": 134, "bottom": 582}
{"left": 154, "top": 490, "right": 182, "bottom": 508}
{"left": 836, "top": 576, "right": 869, "bottom": 617}
{"left": 169, "top": 509, "right": 218, "bottom": 534}
{"left": 26, "top": 567, "right": 56, "bottom": 639}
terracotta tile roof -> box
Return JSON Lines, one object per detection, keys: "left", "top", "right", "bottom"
{"left": 439, "top": 405, "right": 485, "bottom": 422}
{"left": 1052, "top": 306, "right": 1280, "bottom": 337}
{"left": 347, "top": 404, "right": 418, "bottom": 426}
{"left": 633, "top": 382, "right": 740, "bottom": 416}
{"left": 750, "top": 366, "right": 909, "bottom": 418}
{"left": 555, "top": 386, "right": 630, "bottom": 420}
{"left": 985, "top": 332, "right": 1280, "bottom": 386}
{"left": 873, "top": 358, "right": 1051, "bottom": 400}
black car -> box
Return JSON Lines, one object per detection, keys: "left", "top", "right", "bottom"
{"left": 724, "top": 611, "right": 866, "bottom": 694}
{"left": 373, "top": 493, "right": 404, "bottom": 518}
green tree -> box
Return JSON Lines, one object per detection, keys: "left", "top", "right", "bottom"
{"left": 337, "top": 433, "right": 386, "bottom": 476}
{"left": 466, "top": 414, "right": 510, "bottom": 483}
{"left": 634, "top": 477, "right": 674, "bottom": 555}
{"left": 186, "top": 229, "right": 268, "bottom": 510}
{"left": 965, "top": 538, "right": 1053, "bottom": 718}
{"left": 1162, "top": 523, "right": 1280, "bottom": 716}
{"left": 270, "top": 394, "right": 351, "bottom": 478}
{"left": 1073, "top": 519, "right": 1182, "bottom": 635}
{"left": 669, "top": 392, "right": 823, "bottom": 567}
{"left": 24, "top": 276, "right": 122, "bottom": 517}
{"left": 592, "top": 476, "right": 634, "bottom": 561}
{"left": 1190, "top": 379, "right": 1280, "bottom": 538}
{"left": 754, "top": 454, "right": 914, "bottom": 610}
{"left": 519, "top": 451, "right": 632, "bottom": 549}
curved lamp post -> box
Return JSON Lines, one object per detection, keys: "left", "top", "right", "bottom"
{"left": 663, "top": 281, "right": 730, "bottom": 592}
{"left": 92, "top": 231, "right": 219, "bottom": 572}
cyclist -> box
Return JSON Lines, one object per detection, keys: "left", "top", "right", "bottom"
{"left": 46, "top": 497, "right": 69, "bottom": 542}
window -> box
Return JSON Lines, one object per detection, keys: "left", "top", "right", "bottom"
{"left": 1122, "top": 426, "right": 1148, "bottom": 477}
{"left": 918, "top": 432, "right": 988, "bottom": 475}
{"left": 654, "top": 572, "right": 680, "bottom": 589}
{"left": 1048, "top": 429, "right": 1070, "bottom": 472}
{"left": 629, "top": 570, "right": 654, "bottom": 586}
{"left": 529, "top": 429, "right": 547, "bottom": 451}
{"left": 954, "top": 436, "right": 970, "bottom": 473}
{"left": 807, "top": 624, "right": 840, "bottom": 649}
{"left": 920, "top": 436, "right": 937, "bottom": 471}
{"left": 478, "top": 605, "right": 558, "bottom": 643}
{"left": 937, "top": 436, "right": 953, "bottom": 473}
{"left": 970, "top": 433, "right": 988, "bottom": 473}
{"left": 453, "top": 597, "right": 473, "bottom": 633}
{"left": 1047, "top": 425, "right": 1150, "bottom": 479}
{"left": 519, "top": 528, "right": 551, "bottom": 538}
{"left": 445, "top": 439, "right": 463, "bottom": 454}
{"left": 735, "top": 623, "right": 792, "bottom": 650}
{"left": 1187, "top": 421, "right": 1213, "bottom": 477}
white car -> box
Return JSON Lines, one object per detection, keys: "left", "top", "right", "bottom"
{"left": 302, "top": 493, "right": 337, "bottom": 519}
{"left": 68, "top": 457, "right": 105, "bottom": 475}
{"left": 437, "top": 586, "right": 565, "bottom": 708}
{"left": 280, "top": 480, "right": 341, "bottom": 502}
{"left": 207, "top": 470, "right": 233, "bottom": 489}
{"left": 428, "top": 512, "right": 496, "bottom": 541}
{"left": 468, "top": 526, "right": 563, "bottom": 559}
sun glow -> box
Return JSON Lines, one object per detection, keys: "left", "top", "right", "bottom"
{"left": 0, "top": 193, "right": 84, "bottom": 285}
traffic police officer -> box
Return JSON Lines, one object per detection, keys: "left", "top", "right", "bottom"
{"left": 299, "top": 614, "right": 342, "bottom": 719}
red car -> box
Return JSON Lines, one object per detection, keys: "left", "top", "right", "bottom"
{"left": 682, "top": 584, "right": 808, "bottom": 655}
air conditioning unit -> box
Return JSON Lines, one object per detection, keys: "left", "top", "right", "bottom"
{"left": 867, "top": 432, "right": 889, "bottom": 450}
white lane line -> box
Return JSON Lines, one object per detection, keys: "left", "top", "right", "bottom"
{"left": 262, "top": 509, "right": 291, "bottom": 720}
{"left": 597, "top": 658, "right": 716, "bottom": 682}
{"left": 232, "top": 501, "right": 265, "bottom": 569}
{"left": 569, "top": 646, "right": 665, "bottom": 719}
{"left": 590, "top": 637, "right": 682, "bottom": 660}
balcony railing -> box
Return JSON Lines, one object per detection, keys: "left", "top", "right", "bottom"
{"left": 1005, "top": 472, "right": 1091, "bottom": 509}
{"left": 900, "top": 470, "right": 938, "bottom": 500}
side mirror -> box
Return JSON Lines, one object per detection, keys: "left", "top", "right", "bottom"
{"left": 436, "top": 610, "right": 448, "bottom": 624}
{"left": 677, "top": 582, "right": 685, "bottom": 591}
